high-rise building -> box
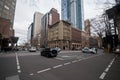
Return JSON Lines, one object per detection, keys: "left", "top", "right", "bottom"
{"left": 41, "top": 8, "right": 60, "bottom": 47}
{"left": 61, "top": 0, "right": 84, "bottom": 30}
{"left": 41, "top": 13, "right": 49, "bottom": 47}
{"left": 84, "top": 19, "right": 91, "bottom": 36}
{"left": 27, "top": 12, "right": 44, "bottom": 47}
{"left": 33, "top": 12, "right": 43, "bottom": 38}
{"left": 49, "top": 8, "right": 60, "bottom": 26}
{"left": 0, "top": 0, "right": 17, "bottom": 26}
{"left": 0, "top": 0, "right": 18, "bottom": 51}
{"left": 27, "top": 23, "right": 33, "bottom": 45}
{"left": 0, "top": 0, "right": 17, "bottom": 37}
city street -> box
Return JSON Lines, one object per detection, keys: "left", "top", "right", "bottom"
{"left": 0, "top": 50, "right": 119, "bottom": 80}
{"left": 0, "top": 0, "right": 120, "bottom": 80}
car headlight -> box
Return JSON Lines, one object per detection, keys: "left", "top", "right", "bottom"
{"left": 116, "top": 49, "right": 120, "bottom": 52}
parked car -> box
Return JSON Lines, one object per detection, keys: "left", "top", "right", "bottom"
{"left": 41, "top": 47, "right": 58, "bottom": 57}
{"left": 91, "top": 48, "right": 97, "bottom": 54}
{"left": 29, "top": 47, "right": 36, "bottom": 52}
{"left": 114, "top": 46, "right": 120, "bottom": 54}
{"left": 82, "top": 47, "right": 97, "bottom": 54}
{"left": 82, "top": 47, "right": 91, "bottom": 53}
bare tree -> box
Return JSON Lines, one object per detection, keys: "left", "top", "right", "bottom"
{"left": 90, "top": 15, "right": 106, "bottom": 48}
{"left": 90, "top": 0, "right": 116, "bottom": 48}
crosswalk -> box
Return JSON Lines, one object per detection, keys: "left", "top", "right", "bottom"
{"left": 0, "top": 52, "right": 40, "bottom": 57}
{"left": 5, "top": 75, "right": 20, "bottom": 80}
{"left": 0, "top": 50, "right": 103, "bottom": 59}
{"left": 55, "top": 50, "right": 104, "bottom": 60}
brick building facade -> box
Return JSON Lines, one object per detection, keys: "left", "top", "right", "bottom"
{"left": 0, "top": 17, "right": 13, "bottom": 38}
{"left": 48, "top": 20, "right": 82, "bottom": 50}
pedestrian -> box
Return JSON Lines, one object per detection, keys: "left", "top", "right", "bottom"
{"left": 95, "top": 48, "right": 97, "bottom": 54}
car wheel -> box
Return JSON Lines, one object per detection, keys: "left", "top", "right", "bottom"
{"left": 54, "top": 54, "right": 57, "bottom": 57}
{"left": 52, "top": 50, "right": 57, "bottom": 57}
{"left": 52, "top": 50, "right": 57, "bottom": 54}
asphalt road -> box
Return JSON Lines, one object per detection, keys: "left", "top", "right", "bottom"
{"left": 0, "top": 50, "right": 119, "bottom": 80}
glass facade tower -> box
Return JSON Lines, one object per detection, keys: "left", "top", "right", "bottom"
{"left": 61, "top": 0, "right": 84, "bottom": 30}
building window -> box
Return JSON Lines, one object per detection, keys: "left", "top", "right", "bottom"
{"left": 12, "top": 1, "right": 15, "bottom": 6}
{"left": 5, "top": 0, "right": 10, "bottom": 6}
{"left": 3, "top": 9, "right": 8, "bottom": 15}
{"left": 10, "top": 8, "right": 14, "bottom": 14}
{"left": 13, "top": 0, "right": 16, "bottom": 2}
{"left": 4, "top": 5, "right": 9, "bottom": 10}
{"left": 0, "top": 7, "right": 2, "bottom": 12}
{"left": 3, "top": 13, "right": 7, "bottom": 19}
{"left": 0, "top": 1, "right": 3, "bottom": 6}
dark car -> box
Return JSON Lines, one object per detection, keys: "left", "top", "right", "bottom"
{"left": 41, "top": 48, "right": 58, "bottom": 57}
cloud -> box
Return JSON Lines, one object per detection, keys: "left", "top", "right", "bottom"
{"left": 84, "top": 0, "right": 115, "bottom": 20}
{"left": 84, "top": 0, "right": 102, "bottom": 20}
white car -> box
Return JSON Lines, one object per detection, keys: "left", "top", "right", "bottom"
{"left": 90, "top": 48, "right": 97, "bottom": 54}
{"left": 29, "top": 47, "right": 36, "bottom": 52}
{"left": 82, "top": 47, "right": 91, "bottom": 53}
{"left": 82, "top": 47, "right": 97, "bottom": 54}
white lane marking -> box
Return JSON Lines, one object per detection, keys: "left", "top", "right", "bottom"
{"left": 64, "top": 62, "right": 71, "bottom": 65}
{"left": 31, "top": 54, "right": 104, "bottom": 75}
{"left": 78, "top": 59, "right": 82, "bottom": 61}
{"left": 108, "top": 57, "right": 115, "bottom": 68}
{"left": 37, "top": 68, "right": 51, "bottom": 73}
{"left": 112, "top": 57, "right": 115, "bottom": 63}
{"left": 15, "top": 53, "right": 21, "bottom": 73}
{"left": 99, "top": 56, "right": 116, "bottom": 79}
{"left": 62, "top": 55, "right": 71, "bottom": 57}
{"left": 110, "top": 62, "right": 113, "bottom": 65}
{"left": 18, "top": 70, "right": 21, "bottom": 73}
{"left": 30, "top": 73, "right": 34, "bottom": 76}
{"left": 53, "top": 64, "right": 63, "bottom": 69}
{"left": 55, "top": 58, "right": 64, "bottom": 60}
{"left": 72, "top": 60, "right": 78, "bottom": 63}
{"left": 108, "top": 64, "right": 111, "bottom": 68}
{"left": 6, "top": 75, "right": 20, "bottom": 80}
{"left": 17, "top": 66, "right": 20, "bottom": 70}
{"left": 105, "top": 67, "right": 109, "bottom": 72}
{"left": 82, "top": 54, "right": 103, "bottom": 61}
{"left": 99, "top": 72, "right": 106, "bottom": 79}
{"left": 17, "top": 63, "right": 19, "bottom": 66}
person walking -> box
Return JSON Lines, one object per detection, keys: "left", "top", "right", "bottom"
{"left": 95, "top": 48, "right": 97, "bottom": 54}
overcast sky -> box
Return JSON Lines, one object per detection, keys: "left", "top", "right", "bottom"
{"left": 13, "top": 0, "right": 115, "bottom": 45}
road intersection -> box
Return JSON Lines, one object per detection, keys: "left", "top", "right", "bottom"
{"left": 0, "top": 50, "right": 119, "bottom": 80}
